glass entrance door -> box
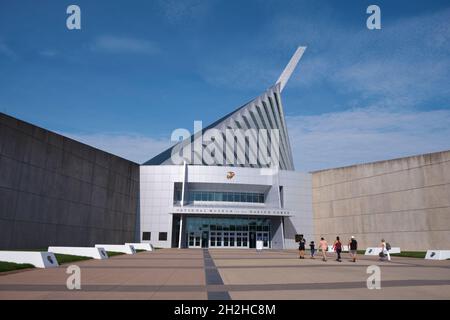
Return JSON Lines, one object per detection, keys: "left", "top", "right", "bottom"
{"left": 201, "top": 231, "right": 209, "bottom": 248}
{"left": 249, "top": 232, "right": 256, "bottom": 248}
{"left": 184, "top": 216, "right": 271, "bottom": 249}
{"left": 234, "top": 232, "right": 249, "bottom": 248}
{"left": 209, "top": 231, "right": 249, "bottom": 248}
{"left": 256, "top": 231, "right": 270, "bottom": 249}
{"left": 209, "top": 231, "right": 222, "bottom": 247}
{"left": 188, "top": 232, "right": 201, "bottom": 248}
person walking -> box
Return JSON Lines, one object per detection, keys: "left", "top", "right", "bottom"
{"left": 298, "top": 234, "right": 306, "bottom": 259}
{"left": 348, "top": 236, "right": 358, "bottom": 262}
{"left": 380, "top": 238, "right": 391, "bottom": 261}
{"left": 319, "top": 237, "right": 328, "bottom": 262}
{"left": 333, "top": 236, "right": 342, "bottom": 262}
{"left": 309, "top": 240, "right": 316, "bottom": 259}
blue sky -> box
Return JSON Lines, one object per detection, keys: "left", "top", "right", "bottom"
{"left": 1, "top": 0, "right": 450, "bottom": 171}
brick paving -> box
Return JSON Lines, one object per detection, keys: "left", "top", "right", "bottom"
{"left": 0, "top": 248, "right": 449, "bottom": 299}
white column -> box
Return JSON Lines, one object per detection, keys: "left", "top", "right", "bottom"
{"left": 276, "top": 171, "right": 282, "bottom": 208}
{"left": 178, "top": 215, "right": 184, "bottom": 249}
{"left": 181, "top": 161, "right": 187, "bottom": 207}
{"left": 280, "top": 216, "right": 285, "bottom": 249}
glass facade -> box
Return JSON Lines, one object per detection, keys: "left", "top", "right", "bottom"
{"left": 185, "top": 216, "right": 271, "bottom": 249}
{"left": 186, "top": 191, "right": 264, "bottom": 203}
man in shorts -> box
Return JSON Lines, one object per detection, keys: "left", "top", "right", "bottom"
{"left": 298, "top": 234, "right": 306, "bottom": 259}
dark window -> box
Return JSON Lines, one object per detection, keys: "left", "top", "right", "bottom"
{"left": 279, "top": 185, "right": 284, "bottom": 208}
{"left": 173, "top": 182, "right": 183, "bottom": 202}
{"left": 159, "top": 232, "right": 168, "bottom": 241}
{"left": 142, "top": 232, "right": 151, "bottom": 241}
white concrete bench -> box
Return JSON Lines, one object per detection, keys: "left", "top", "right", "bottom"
{"left": 125, "top": 243, "right": 153, "bottom": 251}
{"left": 327, "top": 245, "right": 349, "bottom": 252}
{"left": 48, "top": 246, "right": 108, "bottom": 259}
{"left": 365, "top": 247, "right": 401, "bottom": 255}
{"left": 0, "top": 251, "right": 59, "bottom": 268}
{"left": 95, "top": 244, "right": 135, "bottom": 254}
{"left": 425, "top": 250, "right": 450, "bottom": 260}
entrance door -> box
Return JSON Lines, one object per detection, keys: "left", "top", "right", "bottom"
{"left": 235, "top": 232, "right": 249, "bottom": 248}
{"left": 249, "top": 232, "right": 256, "bottom": 248}
{"left": 215, "top": 232, "right": 223, "bottom": 247}
{"left": 201, "top": 231, "right": 209, "bottom": 248}
{"left": 188, "top": 232, "right": 201, "bottom": 248}
{"left": 229, "top": 231, "right": 235, "bottom": 247}
{"left": 256, "top": 231, "right": 270, "bottom": 249}
{"left": 223, "top": 232, "right": 229, "bottom": 247}
{"left": 262, "top": 232, "right": 270, "bottom": 248}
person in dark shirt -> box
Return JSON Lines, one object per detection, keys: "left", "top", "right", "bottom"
{"left": 348, "top": 236, "right": 358, "bottom": 262}
{"left": 298, "top": 234, "right": 306, "bottom": 259}
{"left": 309, "top": 241, "right": 316, "bottom": 259}
{"left": 333, "top": 236, "right": 343, "bottom": 262}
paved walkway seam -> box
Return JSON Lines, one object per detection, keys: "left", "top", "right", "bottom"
{"left": 203, "top": 250, "right": 231, "bottom": 300}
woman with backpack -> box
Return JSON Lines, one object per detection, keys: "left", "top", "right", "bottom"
{"left": 380, "top": 239, "right": 391, "bottom": 261}
{"left": 333, "top": 236, "right": 342, "bottom": 262}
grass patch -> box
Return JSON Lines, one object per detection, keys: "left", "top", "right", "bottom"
{"left": 353, "top": 250, "right": 426, "bottom": 258}
{"left": 106, "top": 251, "right": 126, "bottom": 257}
{"left": 390, "top": 251, "right": 426, "bottom": 259}
{"left": 54, "top": 254, "right": 92, "bottom": 264}
{"left": 0, "top": 261, "right": 34, "bottom": 273}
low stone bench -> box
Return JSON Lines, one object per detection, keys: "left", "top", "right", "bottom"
{"left": 425, "top": 250, "right": 450, "bottom": 260}
{"left": 125, "top": 243, "right": 153, "bottom": 251}
{"left": 95, "top": 244, "right": 135, "bottom": 254}
{"left": 48, "top": 246, "right": 108, "bottom": 259}
{"left": 0, "top": 251, "right": 59, "bottom": 268}
{"left": 327, "top": 245, "right": 349, "bottom": 252}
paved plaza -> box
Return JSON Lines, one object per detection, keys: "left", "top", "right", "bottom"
{"left": 0, "top": 249, "right": 449, "bottom": 300}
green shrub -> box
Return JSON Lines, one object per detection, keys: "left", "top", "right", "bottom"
{"left": 0, "top": 261, "right": 34, "bottom": 273}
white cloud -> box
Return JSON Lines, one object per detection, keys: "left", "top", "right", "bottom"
{"left": 59, "top": 107, "right": 450, "bottom": 171}
{"left": 91, "top": 35, "right": 160, "bottom": 55}
{"left": 198, "top": 7, "right": 450, "bottom": 109}
{"left": 282, "top": 8, "right": 450, "bottom": 108}
{"left": 62, "top": 132, "right": 172, "bottom": 164}
{"left": 287, "top": 107, "right": 450, "bottom": 172}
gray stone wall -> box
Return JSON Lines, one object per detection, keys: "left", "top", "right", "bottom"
{"left": 312, "top": 151, "right": 450, "bottom": 251}
{"left": 0, "top": 113, "right": 139, "bottom": 249}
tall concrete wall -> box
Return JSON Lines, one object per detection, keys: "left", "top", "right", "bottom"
{"left": 312, "top": 151, "right": 450, "bottom": 251}
{"left": 0, "top": 113, "right": 139, "bottom": 249}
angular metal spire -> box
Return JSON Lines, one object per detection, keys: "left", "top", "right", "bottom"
{"left": 276, "top": 46, "right": 306, "bottom": 92}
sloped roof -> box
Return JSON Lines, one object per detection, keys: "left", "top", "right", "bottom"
{"left": 143, "top": 46, "right": 306, "bottom": 171}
